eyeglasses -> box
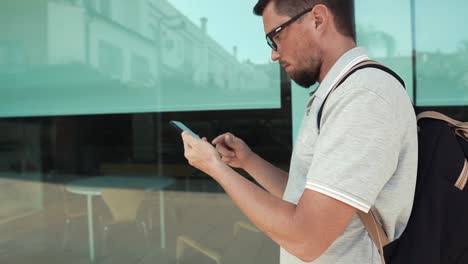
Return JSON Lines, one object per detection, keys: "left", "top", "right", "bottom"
{"left": 266, "top": 8, "right": 313, "bottom": 51}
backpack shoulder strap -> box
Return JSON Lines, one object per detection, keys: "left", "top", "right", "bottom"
{"left": 317, "top": 61, "right": 406, "bottom": 130}
{"left": 314, "top": 60, "right": 405, "bottom": 264}
{"left": 417, "top": 111, "right": 468, "bottom": 140}
{"left": 357, "top": 210, "right": 390, "bottom": 264}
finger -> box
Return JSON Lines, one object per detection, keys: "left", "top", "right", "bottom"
{"left": 215, "top": 144, "right": 235, "bottom": 157}
{"left": 212, "top": 133, "right": 228, "bottom": 145}
{"left": 182, "top": 135, "right": 191, "bottom": 149}
{"left": 213, "top": 132, "right": 236, "bottom": 144}
{"left": 182, "top": 131, "right": 197, "bottom": 146}
{"left": 182, "top": 140, "right": 191, "bottom": 158}
{"left": 201, "top": 137, "right": 208, "bottom": 142}
{"left": 226, "top": 133, "right": 240, "bottom": 147}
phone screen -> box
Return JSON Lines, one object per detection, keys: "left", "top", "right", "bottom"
{"left": 169, "top": 120, "right": 200, "bottom": 139}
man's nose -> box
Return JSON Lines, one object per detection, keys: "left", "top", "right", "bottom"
{"left": 271, "top": 49, "right": 280, "bottom": 61}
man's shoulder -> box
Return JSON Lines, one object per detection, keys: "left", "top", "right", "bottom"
{"left": 347, "top": 67, "right": 406, "bottom": 94}
{"left": 330, "top": 66, "right": 410, "bottom": 108}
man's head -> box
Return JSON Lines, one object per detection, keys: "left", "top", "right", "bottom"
{"left": 254, "top": 0, "right": 355, "bottom": 88}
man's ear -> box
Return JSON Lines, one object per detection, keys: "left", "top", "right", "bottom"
{"left": 310, "top": 4, "right": 330, "bottom": 32}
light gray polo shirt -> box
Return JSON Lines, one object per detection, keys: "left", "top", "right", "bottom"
{"left": 281, "top": 47, "right": 418, "bottom": 263}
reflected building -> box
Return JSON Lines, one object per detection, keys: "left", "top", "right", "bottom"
{"left": 0, "top": 0, "right": 274, "bottom": 94}
{"left": 0, "top": 0, "right": 280, "bottom": 224}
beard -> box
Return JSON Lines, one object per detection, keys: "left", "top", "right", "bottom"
{"left": 290, "top": 68, "right": 319, "bottom": 88}
{"left": 287, "top": 59, "right": 320, "bottom": 88}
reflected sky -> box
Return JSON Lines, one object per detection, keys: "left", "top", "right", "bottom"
{"left": 414, "top": 1, "right": 468, "bottom": 53}
{"left": 168, "top": 0, "right": 271, "bottom": 64}
{"left": 169, "top": 0, "right": 468, "bottom": 60}
{"left": 355, "top": 0, "right": 412, "bottom": 57}
{"left": 355, "top": 0, "right": 468, "bottom": 106}
{"left": 356, "top": 0, "right": 468, "bottom": 54}
{"left": 0, "top": 0, "right": 281, "bottom": 117}
{"left": 1, "top": 0, "right": 466, "bottom": 118}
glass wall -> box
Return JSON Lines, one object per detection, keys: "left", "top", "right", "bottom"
{"left": 354, "top": 0, "right": 414, "bottom": 101}
{"left": 413, "top": 0, "right": 468, "bottom": 107}
{"left": 0, "top": 0, "right": 287, "bottom": 263}
{"left": 1, "top": 1, "right": 467, "bottom": 264}
{"left": 0, "top": 0, "right": 280, "bottom": 117}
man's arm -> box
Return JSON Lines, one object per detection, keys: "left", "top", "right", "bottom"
{"left": 213, "top": 163, "right": 356, "bottom": 262}
{"left": 242, "top": 152, "right": 289, "bottom": 198}
{"left": 182, "top": 133, "right": 357, "bottom": 262}
{"left": 212, "top": 133, "right": 288, "bottom": 198}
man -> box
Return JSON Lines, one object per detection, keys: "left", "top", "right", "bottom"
{"left": 181, "top": 0, "right": 417, "bottom": 263}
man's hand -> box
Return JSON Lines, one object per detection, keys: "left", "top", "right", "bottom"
{"left": 181, "top": 132, "right": 229, "bottom": 177}
{"left": 212, "top": 133, "right": 254, "bottom": 169}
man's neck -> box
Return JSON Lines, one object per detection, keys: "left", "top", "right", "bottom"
{"left": 318, "top": 39, "right": 356, "bottom": 83}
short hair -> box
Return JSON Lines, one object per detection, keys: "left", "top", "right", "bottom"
{"left": 253, "top": 0, "right": 355, "bottom": 41}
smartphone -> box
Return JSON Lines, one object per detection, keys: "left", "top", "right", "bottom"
{"left": 169, "top": 120, "right": 200, "bottom": 139}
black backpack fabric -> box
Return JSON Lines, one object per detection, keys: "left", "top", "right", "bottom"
{"left": 385, "top": 111, "right": 468, "bottom": 264}
{"left": 317, "top": 61, "right": 468, "bottom": 264}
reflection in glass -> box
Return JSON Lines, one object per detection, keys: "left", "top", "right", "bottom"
{"left": 0, "top": 0, "right": 280, "bottom": 118}
{"left": 414, "top": 0, "right": 468, "bottom": 106}
{"left": 354, "top": 0, "right": 414, "bottom": 102}
{"left": 0, "top": 2, "right": 285, "bottom": 263}
{"left": 355, "top": 0, "right": 468, "bottom": 107}
{"left": 0, "top": 115, "right": 286, "bottom": 264}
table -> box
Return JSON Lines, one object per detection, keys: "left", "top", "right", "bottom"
{"left": 65, "top": 176, "right": 175, "bottom": 263}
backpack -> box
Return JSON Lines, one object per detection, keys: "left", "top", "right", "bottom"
{"left": 317, "top": 60, "right": 468, "bottom": 264}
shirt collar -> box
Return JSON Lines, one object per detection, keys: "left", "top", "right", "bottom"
{"left": 312, "top": 47, "right": 370, "bottom": 100}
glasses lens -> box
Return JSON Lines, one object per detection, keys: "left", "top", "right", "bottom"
{"left": 266, "top": 36, "right": 277, "bottom": 51}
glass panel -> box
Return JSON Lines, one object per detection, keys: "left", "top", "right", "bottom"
{"left": 0, "top": 0, "right": 279, "bottom": 118}
{"left": 355, "top": 0, "right": 414, "bottom": 102}
{"left": 0, "top": 116, "right": 287, "bottom": 263}
{"left": 98, "top": 40, "right": 124, "bottom": 77}
{"left": 1, "top": 1, "right": 287, "bottom": 264}
{"left": 414, "top": 0, "right": 468, "bottom": 106}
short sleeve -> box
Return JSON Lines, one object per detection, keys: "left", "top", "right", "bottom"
{"left": 305, "top": 87, "right": 400, "bottom": 213}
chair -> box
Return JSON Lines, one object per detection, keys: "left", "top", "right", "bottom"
{"left": 60, "top": 184, "right": 88, "bottom": 249}
{"left": 164, "top": 191, "right": 241, "bottom": 253}
{"left": 99, "top": 188, "right": 150, "bottom": 255}
{"left": 176, "top": 221, "right": 279, "bottom": 264}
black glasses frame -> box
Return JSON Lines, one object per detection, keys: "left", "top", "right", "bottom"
{"left": 265, "top": 8, "right": 313, "bottom": 51}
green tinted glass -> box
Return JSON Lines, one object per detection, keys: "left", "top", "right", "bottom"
{"left": 414, "top": 1, "right": 468, "bottom": 106}
{"left": 0, "top": 0, "right": 280, "bottom": 117}
{"left": 355, "top": 0, "right": 414, "bottom": 102}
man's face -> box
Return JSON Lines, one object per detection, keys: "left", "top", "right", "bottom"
{"left": 262, "top": 2, "right": 322, "bottom": 88}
